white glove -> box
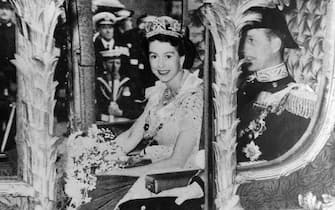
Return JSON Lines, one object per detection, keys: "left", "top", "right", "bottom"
{"left": 157, "top": 182, "right": 204, "bottom": 205}
{"left": 108, "top": 101, "right": 123, "bottom": 116}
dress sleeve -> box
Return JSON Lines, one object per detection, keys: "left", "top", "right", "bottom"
{"left": 123, "top": 88, "right": 160, "bottom": 138}
{"left": 179, "top": 89, "right": 203, "bottom": 134}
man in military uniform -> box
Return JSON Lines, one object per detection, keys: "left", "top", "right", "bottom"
{"left": 93, "top": 12, "right": 125, "bottom": 77}
{"left": 236, "top": 7, "right": 317, "bottom": 162}
{"left": 96, "top": 47, "right": 146, "bottom": 120}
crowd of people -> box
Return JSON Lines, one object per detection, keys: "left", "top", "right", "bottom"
{"left": 93, "top": 2, "right": 156, "bottom": 121}
{"left": 93, "top": 11, "right": 148, "bottom": 120}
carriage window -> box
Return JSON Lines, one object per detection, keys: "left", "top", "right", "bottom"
{"left": 67, "top": 1, "right": 209, "bottom": 210}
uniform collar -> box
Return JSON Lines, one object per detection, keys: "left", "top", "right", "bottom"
{"left": 101, "top": 38, "right": 115, "bottom": 49}
{"left": 248, "top": 63, "right": 288, "bottom": 83}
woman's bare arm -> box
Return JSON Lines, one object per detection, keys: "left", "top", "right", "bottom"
{"left": 115, "top": 110, "right": 147, "bottom": 154}
{"left": 111, "top": 128, "right": 199, "bottom": 176}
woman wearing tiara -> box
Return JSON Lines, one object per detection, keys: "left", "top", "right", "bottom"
{"left": 80, "top": 16, "right": 204, "bottom": 210}
{"left": 114, "top": 15, "right": 203, "bottom": 174}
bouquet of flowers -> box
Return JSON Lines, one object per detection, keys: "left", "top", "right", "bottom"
{"left": 64, "top": 125, "right": 128, "bottom": 210}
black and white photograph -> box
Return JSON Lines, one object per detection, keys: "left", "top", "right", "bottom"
{"left": 0, "top": 0, "right": 335, "bottom": 210}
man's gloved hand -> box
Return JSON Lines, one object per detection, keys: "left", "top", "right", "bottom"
{"left": 157, "top": 181, "right": 204, "bottom": 205}
{"left": 108, "top": 101, "right": 123, "bottom": 116}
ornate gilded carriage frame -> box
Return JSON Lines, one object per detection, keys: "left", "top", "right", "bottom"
{"left": 200, "top": 0, "right": 335, "bottom": 209}
{"left": 0, "top": 0, "right": 334, "bottom": 210}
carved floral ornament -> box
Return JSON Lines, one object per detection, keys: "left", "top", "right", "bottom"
{"left": 0, "top": 0, "right": 64, "bottom": 209}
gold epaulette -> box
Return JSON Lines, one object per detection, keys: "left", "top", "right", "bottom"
{"left": 284, "top": 85, "right": 317, "bottom": 119}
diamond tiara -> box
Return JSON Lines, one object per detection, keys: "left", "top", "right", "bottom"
{"left": 145, "top": 16, "right": 184, "bottom": 38}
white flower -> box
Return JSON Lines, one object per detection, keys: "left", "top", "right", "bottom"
{"left": 65, "top": 178, "right": 83, "bottom": 201}
{"left": 83, "top": 196, "right": 92, "bottom": 204}
{"left": 242, "top": 141, "right": 262, "bottom": 161}
{"left": 64, "top": 125, "right": 127, "bottom": 209}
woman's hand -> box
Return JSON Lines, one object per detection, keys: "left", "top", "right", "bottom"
{"left": 108, "top": 102, "right": 123, "bottom": 116}
{"left": 157, "top": 182, "right": 204, "bottom": 205}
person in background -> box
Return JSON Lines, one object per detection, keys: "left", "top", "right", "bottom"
{"left": 137, "top": 14, "right": 155, "bottom": 31}
{"left": 92, "top": 0, "right": 127, "bottom": 16}
{"left": 93, "top": 12, "right": 124, "bottom": 77}
{"left": 53, "top": 7, "right": 69, "bottom": 123}
{"left": 92, "top": 1, "right": 150, "bottom": 93}
{"left": 186, "top": 11, "right": 206, "bottom": 76}
{"left": 114, "top": 8, "right": 134, "bottom": 35}
{"left": 122, "top": 14, "right": 158, "bottom": 89}
{"left": 0, "top": 0, "right": 16, "bottom": 151}
{"left": 96, "top": 47, "right": 146, "bottom": 120}
{"left": 92, "top": 0, "right": 135, "bottom": 44}
{"left": 0, "top": 0, "right": 16, "bottom": 100}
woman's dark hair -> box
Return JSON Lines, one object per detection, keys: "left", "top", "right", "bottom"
{"left": 146, "top": 34, "right": 186, "bottom": 56}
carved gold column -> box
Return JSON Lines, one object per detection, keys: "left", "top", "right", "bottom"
{"left": 11, "top": 0, "right": 64, "bottom": 209}
{"left": 200, "top": 1, "right": 243, "bottom": 209}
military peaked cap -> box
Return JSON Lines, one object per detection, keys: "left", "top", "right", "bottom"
{"left": 242, "top": 7, "right": 299, "bottom": 49}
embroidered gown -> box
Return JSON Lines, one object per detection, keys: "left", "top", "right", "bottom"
{"left": 137, "top": 70, "right": 203, "bottom": 165}
{"left": 80, "top": 70, "right": 203, "bottom": 210}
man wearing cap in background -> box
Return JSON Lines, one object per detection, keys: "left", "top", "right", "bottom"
{"left": 92, "top": 0, "right": 126, "bottom": 14}
{"left": 93, "top": 0, "right": 157, "bottom": 88}
{"left": 93, "top": 11, "right": 126, "bottom": 77}
{"left": 92, "top": 0, "right": 158, "bottom": 89}
{"left": 96, "top": 47, "right": 145, "bottom": 121}
{"left": 236, "top": 7, "right": 317, "bottom": 162}
{"left": 92, "top": 0, "right": 133, "bottom": 44}
{"left": 114, "top": 8, "right": 134, "bottom": 36}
